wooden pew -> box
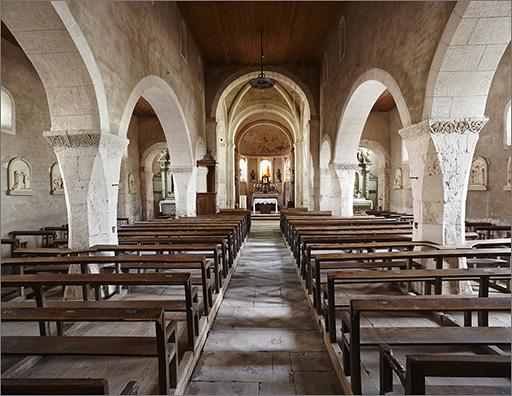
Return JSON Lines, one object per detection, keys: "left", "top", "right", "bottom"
{"left": 118, "top": 235, "right": 232, "bottom": 270}
{"left": 92, "top": 244, "right": 222, "bottom": 294}
{"left": 302, "top": 240, "right": 438, "bottom": 282}
{"left": 324, "top": 267, "right": 511, "bottom": 343}
{"left": 1, "top": 273, "right": 198, "bottom": 349}
{"left": 2, "top": 378, "right": 140, "bottom": 395}
{"left": 8, "top": 231, "right": 57, "bottom": 248}
{"left": 379, "top": 345, "right": 511, "bottom": 395}
{"left": 343, "top": 297, "right": 511, "bottom": 394}
{"left": 2, "top": 307, "right": 177, "bottom": 395}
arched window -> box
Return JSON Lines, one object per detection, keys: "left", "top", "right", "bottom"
{"left": 401, "top": 140, "right": 408, "bottom": 162}
{"left": 239, "top": 158, "right": 247, "bottom": 182}
{"left": 505, "top": 102, "right": 511, "bottom": 146}
{"left": 259, "top": 159, "right": 272, "bottom": 181}
{"left": 1, "top": 87, "right": 15, "bottom": 135}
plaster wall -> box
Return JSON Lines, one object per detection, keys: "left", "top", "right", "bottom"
{"left": 1, "top": 39, "right": 67, "bottom": 250}
{"left": 466, "top": 45, "right": 511, "bottom": 224}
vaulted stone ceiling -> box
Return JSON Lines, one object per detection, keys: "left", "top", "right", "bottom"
{"left": 237, "top": 123, "right": 292, "bottom": 156}
{"left": 178, "top": 1, "right": 344, "bottom": 65}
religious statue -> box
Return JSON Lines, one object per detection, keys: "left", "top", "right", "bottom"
{"left": 276, "top": 168, "right": 282, "bottom": 183}
{"left": 353, "top": 172, "right": 361, "bottom": 198}
{"left": 250, "top": 170, "right": 256, "bottom": 182}
{"left": 128, "top": 173, "right": 136, "bottom": 194}
{"left": 50, "top": 162, "right": 64, "bottom": 195}
{"left": 469, "top": 156, "right": 489, "bottom": 191}
{"left": 393, "top": 168, "right": 403, "bottom": 189}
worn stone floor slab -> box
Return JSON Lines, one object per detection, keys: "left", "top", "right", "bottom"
{"left": 186, "top": 220, "right": 342, "bottom": 395}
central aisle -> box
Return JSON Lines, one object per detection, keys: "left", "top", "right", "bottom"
{"left": 186, "top": 220, "right": 342, "bottom": 395}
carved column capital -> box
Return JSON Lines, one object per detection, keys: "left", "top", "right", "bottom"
{"left": 400, "top": 117, "right": 488, "bottom": 141}
{"left": 43, "top": 129, "right": 129, "bottom": 157}
{"left": 169, "top": 165, "right": 194, "bottom": 174}
{"left": 331, "top": 161, "right": 359, "bottom": 171}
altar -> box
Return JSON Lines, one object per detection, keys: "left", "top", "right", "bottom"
{"left": 252, "top": 193, "right": 279, "bottom": 214}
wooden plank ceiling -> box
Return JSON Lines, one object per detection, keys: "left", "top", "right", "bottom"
{"left": 178, "top": 1, "right": 344, "bottom": 66}
{"left": 133, "top": 97, "right": 156, "bottom": 118}
{"left": 372, "top": 90, "right": 396, "bottom": 112}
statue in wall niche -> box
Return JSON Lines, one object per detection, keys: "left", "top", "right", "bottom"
{"left": 353, "top": 171, "right": 361, "bottom": 198}
{"left": 469, "top": 156, "right": 489, "bottom": 191}
{"left": 504, "top": 158, "right": 511, "bottom": 191}
{"left": 7, "top": 157, "right": 32, "bottom": 196}
{"left": 393, "top": 168, "right": 403, "bottom": 190}
{"left": 128, "top": 173, "right": 136, "bottom": 194}
{"left": 50, "top": 162, "right": 64, "bottom": 195}
{"left": 277, "top": 168, "right": 282, "bottom": 183}
{"left": 250, "top": 170, "right": 256, "bottom": 182}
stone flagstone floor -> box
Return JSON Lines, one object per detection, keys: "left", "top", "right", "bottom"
{"left": 186, "top": 220, "right": 343, "bottom": 395}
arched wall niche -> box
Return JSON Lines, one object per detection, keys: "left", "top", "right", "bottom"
{"left": 332, "top": 68, "right": 411, "bottom": 216}
{"left": 140, "top": 142, "right": 168, "bottom": 220}
{"left": 213, "top": 69, "right": 314, "bottom": 210}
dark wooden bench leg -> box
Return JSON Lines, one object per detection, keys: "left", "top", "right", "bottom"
{"left": 154, "top": 317, "right": 171, "bottom": 395}
{"left": 378, "top": 345, "right": 394, "bottom": 395}
{"left": 405, "top": 360, "right": 425, "bottom": 395}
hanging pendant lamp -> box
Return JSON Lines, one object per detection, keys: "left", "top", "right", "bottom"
{"left": 250, "top": 31, "right": 275, "bottom": 89}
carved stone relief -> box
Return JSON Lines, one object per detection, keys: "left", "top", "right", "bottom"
{"left": 50, "top": 162, "right": 64, "bottom": 195}
{"left": 393, "top": 168, "right": 403, "bottom": 190}
{"left": 7, "top": 157, "right": 32, "bottom": 195}
{"left": 468, "top": 156, "right": 489, "bottom": 191}
{"left": 128, "top": 173, "right": 136, "bottom": 194}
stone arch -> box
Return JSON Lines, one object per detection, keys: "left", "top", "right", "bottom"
{"left": 319, "top": 135, "right": 333, "bottom": 211}
{"left": 213, "top": 70, "right": 314, "bottom": 209}
{"left": 2, "top": 1, "right": 109, "bottom": 133}
{"left": 119, "top": 75, "right": 195, "bottom": 215}
{"left": 210, "top": 67, "right": 317, "bottom": 118}
{"left": 423, "top": 1, "right": 511, "bottom": 119}
{"left": 332, "top": 68, "right": 411, "bottom": 216}
{"left": 359, "top": 139, "right": 390, "bottom": 211}
{"left": 119, "top": 75, "right": 194, "bottom": 167}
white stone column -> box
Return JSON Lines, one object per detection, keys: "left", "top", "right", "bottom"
{"left": 400, "top": 118, "right": 487, "bottom": 245}
{"left": 400, "top": 118, "right": 487, "bottom": 294}
{"left": 44, "top": 129, "right": 128, "bottom": 249}
{"left": 295, "top": 140, "right": 304, "bottom": 207}
{"left": 332, "top": 162, "right": 359, "bottom": 217}
{"left": 170, "top": 165, "right": 197, "bottom": 217}
{"left": 140, "top": 170, "right": 154, "bottom": 220}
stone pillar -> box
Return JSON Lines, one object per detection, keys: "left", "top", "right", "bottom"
{"left": 295, "top": 140, "right": 304, "bottom": 207}
{"left": 309, "top": 116, "right": 321, "bottom": 210}
{"left": 400, "top": 118, "right": 487, "bottom": 245}
{"left": 332, "top": 162, "right": 359, "bottom": 217}
{"left": 171, "top": 165, "right": 197, "bottom": 217}
{"left": 44, "top": 129, "right": 128, "bottom": 249}
{"left": 400, "top": 118, "right": 487, "bottom": 293}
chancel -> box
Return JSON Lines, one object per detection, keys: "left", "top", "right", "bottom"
{"left": 1, "top": 1, "right": 511, "bottom": 395}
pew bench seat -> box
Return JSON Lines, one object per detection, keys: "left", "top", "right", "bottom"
{"left": 1, "top": 378, "right": 140, "bottom": 395}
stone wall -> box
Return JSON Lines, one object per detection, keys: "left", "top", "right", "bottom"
{"left": 466, "top": 45, "right": 511, "bottom": 224}
{"left": 66, "top": 1, "right": 206, "bottom": 153}
{"left": 320, "top": 2, "right": 454, "bottom": 142}
{"left": 1, "top": 39, "right": 67, "bottom": 247}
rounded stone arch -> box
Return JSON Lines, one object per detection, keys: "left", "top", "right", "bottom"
{"left": 359, "top": 139, "right": 390, "bottom": 211}
{"left": 423, "top": 1, "right": 511, "bottom": 119}
{"left": 332, "top": 68, "right": 411, "bottom": 216}
{"left": 236, "top": 120, "right": 294, "bottom": 150}
{"left": 118, "top": 75, "right": 194, "bottom": 168}
{"left": 2, "top": 1, "right": 109, "bottom": 133}
{"left": 319, "top": 135, "right": 333, "bottom": 211}
{"left": 334, "top": 68, "right": 411, "bottom": 163}
{"left": 210, "top": 67, "right": 317, "bottom": 118}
